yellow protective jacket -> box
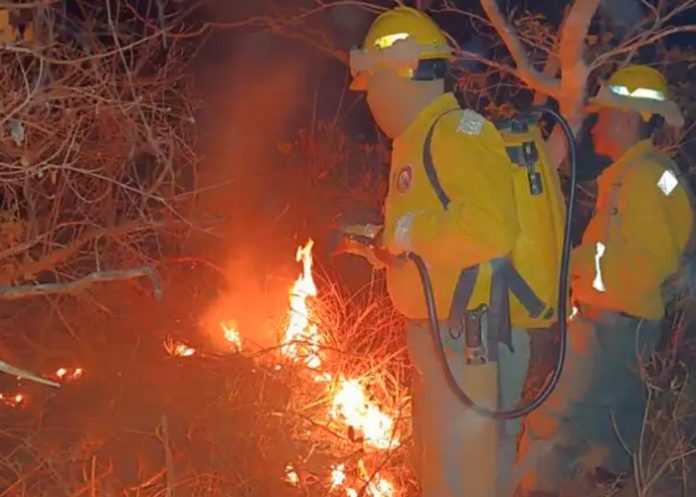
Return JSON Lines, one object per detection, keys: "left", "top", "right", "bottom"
{"left": 382, "top": 93, "right": 519, "bottom": 319}
{"left": 571, "top": 140, "right": 694, "bottom": 319}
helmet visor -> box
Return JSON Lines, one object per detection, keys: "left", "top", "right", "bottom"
{"left": 588, "top": 84, "right": 684, "bottom": 128}
{"left": 349, "top": 36, "right": 449, "bottom": 80}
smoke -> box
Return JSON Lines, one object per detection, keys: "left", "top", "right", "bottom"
{"left": 601, "top": 0, "right": 645, "bottom": 35}
{"left": 191, "top": 4, "right": 324, "bottom": 351}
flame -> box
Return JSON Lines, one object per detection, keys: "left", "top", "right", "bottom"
{"left": 238, "top": 240, "right": 398, "bottom": 495}
{"left": 358, "top": 460, "right": 394, "bottom": 497}
{"left": 221, "top": 320, "right": 242, "bottom": 352}
{"left": 281, "top": 240, "right": 323, "bottom": 369}
{"left": 332, "top": 379, "right": 400, "bottom": 450}
{"left": 0, "top": 393, "right": 25, "bottom": 408}
{"left": 284, "top": 464, "right": 300, "bottom": 486}
{"left": 55, "top": 367, "right": 84, "bottom": 382}
{"left": 368, "top": 477, "right": 394, "bottom": 497}
{"left": 164, "top": 337, "right": 196, "bottom": 357}
{"left": 331, "top": 464, "right": 346, "bottom": 489}
{"left": 277, "top": 242, "right": 397, "bottom": 494}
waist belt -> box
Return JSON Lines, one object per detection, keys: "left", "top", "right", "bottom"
{"left": 449, "top": 257, "right": 550, "bottom": 360}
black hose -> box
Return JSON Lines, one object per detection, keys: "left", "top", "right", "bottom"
{"left": 407, "top": 105, "right": 578, "bottom": 420}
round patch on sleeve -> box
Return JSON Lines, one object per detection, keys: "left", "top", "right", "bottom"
{"left": 396, "top": 165, "right": 413, "bottom": 193}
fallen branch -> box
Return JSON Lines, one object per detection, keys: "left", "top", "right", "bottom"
{"left": 0, "top": 358, "right": 60, "bottom": 388}
{"left": 4, "top": 222, "right": 155, "bottom": 282}
{"left": 0, "top": 266, "right": 163, "bottom": 301}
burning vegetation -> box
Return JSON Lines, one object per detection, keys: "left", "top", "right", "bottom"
{"left": 197, "top": 239, "right": 409, "bottom": 496}
{"left": 0, "top": 237, "right": 411, "bottom": 496}
{"left": 0, "top": 1, "right": 694, "bottom": 497}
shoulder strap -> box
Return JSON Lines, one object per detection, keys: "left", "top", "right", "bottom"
{"left": 422, "top": 108, "right": 461, "bottom": 210}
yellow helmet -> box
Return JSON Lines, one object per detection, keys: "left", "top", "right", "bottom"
{"left": 606, "top": 65, "right": 670, "bottom": 103}
{"left": 594, "top": 64, "right": 684, "bottom": 126}
{"left": 349, "top": 7, "right": 453, "bottom": 90}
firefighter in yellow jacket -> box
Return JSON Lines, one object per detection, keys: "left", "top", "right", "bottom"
{"left": 516, "top": 65, "right": 694, "bottom": 494}
{"left": 343, "top": 7, "right": 535, "bottom": 497}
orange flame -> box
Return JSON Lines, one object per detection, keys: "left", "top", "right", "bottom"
{"left": 221, "top": 320, "right": 242, "bottom": 352}
{"left": 164, "top": 337, "right": 196, "bottom": 357}
{"left": 281, "top": 240, "right": 322, "bottom": 369}
{"left": 332, "top": 379, "right": 400, "bottom": 450}
{"left": 242, "top": 240, "right": 398, "bottom": 495}
{"left": 358, "top": 459, "right": 394, "bottom": 497}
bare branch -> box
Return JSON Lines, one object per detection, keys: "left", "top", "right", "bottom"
{"left": 593, "top": 25, "right": 696, "bottom": 67}
{"left": 478, "top": 0, "right": 560, "bottom": 97}
{"left": 0, "top": 266, "right": 162, "bottom": 301}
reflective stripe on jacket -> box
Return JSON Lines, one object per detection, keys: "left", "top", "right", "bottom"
{"left": 571, "top": 140, "right": 694, "bottom": 319}
{"left": 382, "top": 93, "right": 519, "bottom": 319}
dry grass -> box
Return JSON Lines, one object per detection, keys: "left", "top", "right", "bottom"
{"left": 276, "top": 265, "right": 414, "bottom": 495}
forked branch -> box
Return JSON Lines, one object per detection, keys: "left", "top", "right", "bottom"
{"left": 478, "top": 0, "right": 561, "bottom": 97}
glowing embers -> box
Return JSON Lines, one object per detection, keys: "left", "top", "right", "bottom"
{"left": 54, "top": 366, "right": 84, "bottom": 382}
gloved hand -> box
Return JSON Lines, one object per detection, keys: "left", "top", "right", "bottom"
{"left": 333, "top": 224, "right": 386, "bottom": 268}
{"left": 331, "top": 224, "right": 406, "bottom": 269}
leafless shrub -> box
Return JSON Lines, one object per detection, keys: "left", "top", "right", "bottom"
{"left": 0, "top": 0, "right": 203, "bottom": 301}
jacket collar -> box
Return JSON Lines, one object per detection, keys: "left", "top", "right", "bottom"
{"left": 599, "top": 139, "right": 655, "bottom": 184}
{"left": 394, "top": 93, "right": 459, "bottom": 149}
{"left": 615, "top": 139, "right": 654, "bottom": 165}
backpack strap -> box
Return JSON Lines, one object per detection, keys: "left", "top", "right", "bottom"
{"left": 422, "top": 108, "right": 460, "bottom": 210}
{"left": 448, "top": 262, "right": 507, "bottom": 358}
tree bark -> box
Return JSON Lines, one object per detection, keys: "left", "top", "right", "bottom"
{"left": 558, "top": 0, "right": 601, "bottom": 127}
